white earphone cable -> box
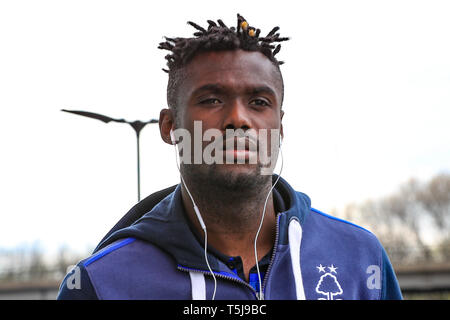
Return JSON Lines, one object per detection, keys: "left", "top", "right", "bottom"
{"left": 171, "top": 130, "right": 283, "bottom": 301}
{"left": 172, "top": 132, "right": 217, "bottom": 300}
{"left": 254, "top": 135, "right": 284, "bottom": 300}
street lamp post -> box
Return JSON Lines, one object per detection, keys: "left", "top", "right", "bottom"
{"left": 61, "top": 109, "right": 158, "bottom": 202}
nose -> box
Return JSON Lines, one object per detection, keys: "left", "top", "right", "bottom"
{"left": 222, "top": 99, "right": 251, "bottom": 132}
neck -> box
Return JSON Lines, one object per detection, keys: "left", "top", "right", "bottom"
{"left": 180, "top": 170, "right": 277, "bottom": 259}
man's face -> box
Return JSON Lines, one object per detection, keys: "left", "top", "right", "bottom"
{"left": 172, "top": 49, "right": 284, "bottom": 188}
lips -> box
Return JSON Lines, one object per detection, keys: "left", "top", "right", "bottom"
{"left": 222, "top": 137, "right": 257, "bottom": 152}
{"left": 221, "top": 137, "right": 258, "bottom": 163}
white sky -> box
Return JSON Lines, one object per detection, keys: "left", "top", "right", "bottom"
{"left": 1, "top": 0, "right": 449, "bottom": 255}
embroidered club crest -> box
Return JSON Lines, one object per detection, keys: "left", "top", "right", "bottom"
{"left": 315, "top": 264, "right": 343, "bottom": 300}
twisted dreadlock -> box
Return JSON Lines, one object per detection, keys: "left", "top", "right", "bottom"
{"left": 158, "top": 14, "right": 289, "bottom": 118}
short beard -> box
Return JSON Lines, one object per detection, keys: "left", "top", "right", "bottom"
{"left": 181, "top": 162, "right": 270, "bottom": 195}
{"left": 180, "top": 162, "right": 272, "bottom": 229}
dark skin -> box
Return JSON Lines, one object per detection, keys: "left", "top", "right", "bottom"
{"left": 159, "top": 49, "right": 284, "bottom": 281}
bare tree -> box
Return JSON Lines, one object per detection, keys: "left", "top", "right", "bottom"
{"left": 28, "top": 243, "right": 48, "bottom": 280}
{"left": 416, "top": 174, "right": 450, "bottom": 231}
{"left": 337, "top": 173, "right": 450, "bottom": 265}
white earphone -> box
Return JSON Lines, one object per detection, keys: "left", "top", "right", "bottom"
{"left": 253, "top": 132, "right": 283, "bottom": 300}
{"left": 170, "top": 128, "right": 283, "bottom": 300}
{"left": 170, "top": 129, "right": 216, "bottom": 298}
{"left": 169, "top": 129, "right": 175, "bottom": 145}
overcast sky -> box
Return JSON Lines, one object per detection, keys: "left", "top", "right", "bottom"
{"left": 1, "top": 0, "right": 449, "bottom": 255}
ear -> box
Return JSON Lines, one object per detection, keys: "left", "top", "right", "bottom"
{"left": 159, "top": 108, "right": 175, "bottom": 145}
{"left": 280, "top": 109, "right": 284, "bottom": 141}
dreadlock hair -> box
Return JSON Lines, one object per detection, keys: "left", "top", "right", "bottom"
{"left": 158, "top": 14, "right": 289, "bottom": 123}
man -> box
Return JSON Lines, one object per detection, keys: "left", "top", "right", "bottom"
{"left": 57, "top": 14, "right": 402, "bottom": 300}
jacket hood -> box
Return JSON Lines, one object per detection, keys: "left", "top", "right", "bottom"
{"left": 95, "top": 174, "right": 311, "bottom": 271}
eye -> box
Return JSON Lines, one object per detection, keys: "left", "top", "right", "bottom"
{"left": 199, "top": 98, "right": 222, "bottom": 105}
{"left": 249, "top": 98, "right": 270, "bottom": 107}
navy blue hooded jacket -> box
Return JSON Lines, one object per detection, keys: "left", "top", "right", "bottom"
{"left": 57, "top": 175, "right": 402, "bottom": 300}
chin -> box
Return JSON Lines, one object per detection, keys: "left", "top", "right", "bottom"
{"left": 181, "top": 162, "right": 271, "bottom": 192}
{"left": 207, "top": 163, "right": 269, "bottom": 191}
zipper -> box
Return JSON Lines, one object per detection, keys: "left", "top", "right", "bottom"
{"left": 177, "top": 265, "right": 259, "bottom": 299}
{"left": 177, "top": 212, "right": 283, "bottom": 300}
{"left": 260, "top": 212, "right": 282, "bottom": 300}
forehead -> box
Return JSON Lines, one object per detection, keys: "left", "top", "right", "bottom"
{"left": 181, "top": 49, "right": 282, "bottom": 98}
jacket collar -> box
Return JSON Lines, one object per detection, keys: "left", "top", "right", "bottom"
{"left": 100, "top": 175, "right": 311, "bottom": 271}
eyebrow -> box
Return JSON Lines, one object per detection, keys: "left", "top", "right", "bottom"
{"left": 249, "top": 86, "right": 277, "bottom": 97}
{"left": 191, "top": 84, "right": 225, "bottom": 96}
{"left": 191, "top": 83, "right": 277, "bottom": 98}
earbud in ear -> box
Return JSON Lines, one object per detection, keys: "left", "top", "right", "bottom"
{"left": 170, "top": 129, "right": 175, "bottom": 145}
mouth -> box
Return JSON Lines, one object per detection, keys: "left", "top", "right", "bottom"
{"left": 222, "top": 137, "right": 258, "bottom": 162}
